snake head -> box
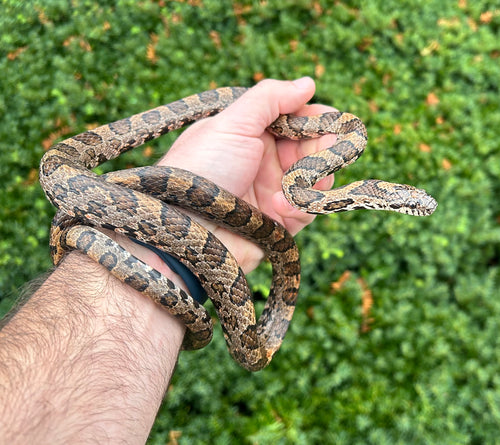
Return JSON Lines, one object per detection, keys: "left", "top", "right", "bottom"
{"left": 392, "top": 184, "right": 438, "bottom": 216}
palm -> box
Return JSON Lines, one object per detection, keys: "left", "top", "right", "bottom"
{"left": 158, "top": 79, "right": 335, "bottom": 271}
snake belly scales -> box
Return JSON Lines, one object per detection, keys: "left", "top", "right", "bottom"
{"left": 39, "top": 87, "right": 437, "bottom": 371}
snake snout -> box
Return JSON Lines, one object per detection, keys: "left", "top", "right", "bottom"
{"left": 404, "top": 189, "right": 438, "bottom": 216}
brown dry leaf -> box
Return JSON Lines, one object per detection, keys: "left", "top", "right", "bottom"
{"left": 253, "top": 72, "right": 265, "bottom": 82}
{"left": 458, "top": 0, "right": 467, "bottom": 9}
{"left": 331, "top": 270, "right": 351, "bottom": 292}
{"left": 147, "top": 33, "right": 159, "bottom": 64}
{"left": 358, "top": 37, "right": 373, "bottom": 52}
{"left": 437, "top": 17, "right": 461, "bottom": 28}
{"left": 442, "top": 158, "right": 452, "bottom": 170}
{"left": 23, "top": 168, "right": 39, "bottom": 186}
{"left": 86, "top": 123, "right": 100, "bottom": 130}
{"left": 426, "top": 92, "right": 440, "bottom": 106}
{"left": 382, "top": 73, "right": 392, "bottom": 85}
{"left": 42, "top": 125, "right": 73, "bottom": 150}
{"left": 143, "top": 146, "right": 154, "bottom": 158}
{"left": 419, "top": 143, "right": 432, "bottom": 153}
{"left": 306, "top": 306, "right": 315, "bottom": 320}
{"left": 480, "top": 11, "right": 493, "bottom": 23}
{"left": 79, "top": 38, "right": 92, "bottom": 52}
{"left": 315, "top": 64, "right": 325, "bottom": 78}
{"left": 394, "top": 124, "right": 402, "bottom": 135}
{"left": 7, "top": 46, "right": 28, "bottom": 61}
{"left": 289, "top": 40, "right": 299, "bottom": 52}
{"left": 171, "top": 13, "right": 182, "bottom": 23}
{"left": 357, "top": 278, "right": 374, "bottom": 333}
{"left": 167, "top": 430, "right": 182, "bottom": 445}
{"left": 35, "top": 6, "right": 50, "bottom": 25}
{"left": 312, "top": 1, "right": 323, "bottom": 15}
{"left": 421, "top": 40, "right": 440, "bottom": 56}
{"left": 436, "top": 116, "right": 445, "bottom": 125}
{"left": 233, "top": 3, "right": 252, "bottom": 25}
{"left": 209, "top": 30, "right": 222, "bottom": 49}
{"left": 368, "top": 100, "right": 378, "bottom": 113}
{"left": 467, "top": 17, "right": 478, "bottom": 31}
{"left": 353, "top": 77, "right": 366, "bottom": 95}
{"left": 63, "top": 36, "right": 76, "bottom": 47}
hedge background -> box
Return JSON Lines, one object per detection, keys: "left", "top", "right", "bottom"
{"left": 1, "top": 0, "right": 499, "bottom": 443}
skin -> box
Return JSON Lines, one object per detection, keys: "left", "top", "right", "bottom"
{"left": 0, "top": 78, "right": 335, "bottom": 444}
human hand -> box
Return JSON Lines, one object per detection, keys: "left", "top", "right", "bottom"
{"left": 160, "top": 77, "right": 337, "bottom": 272}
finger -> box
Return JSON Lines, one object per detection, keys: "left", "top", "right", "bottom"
{"left": 277, "top": 132, "right": 338, "bottom": 173}
{"left": 272, "top": 191, "right": 316, "bottom": 235}
{"left": 315, "top": 174, "right": 335, "bottom": 190}
{"left": 295, "top": 103, "right": 338, "bottom": 117}
{"left": 217, "top": 77, "right": 316, "bottom": 138}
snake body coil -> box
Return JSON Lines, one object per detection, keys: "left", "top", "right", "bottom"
{"left": 39, "top": 87, "right": 436, "bottom": 371}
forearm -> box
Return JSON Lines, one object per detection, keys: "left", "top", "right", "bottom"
{"left": 0, "top": 250, "right": 184, "bottom": 444}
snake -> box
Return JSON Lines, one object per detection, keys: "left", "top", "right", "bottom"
{"left": 39, "top": 86, "right": 437, "bottom": 371}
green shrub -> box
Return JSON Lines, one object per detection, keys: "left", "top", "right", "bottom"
{"left": 1, "top": 0, "right": 499, "bottom": 443}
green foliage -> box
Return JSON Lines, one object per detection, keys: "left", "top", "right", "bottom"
{"left": 1, "top": 0, "right": 499, "bottom": 443}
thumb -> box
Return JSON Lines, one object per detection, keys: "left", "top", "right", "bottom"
{"left": 218, "top": 77, "right": 316, "bottom": 137}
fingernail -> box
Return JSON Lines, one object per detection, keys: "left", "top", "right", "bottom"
{"left": 292, "top": 76, "right": 313, "bottom": 89}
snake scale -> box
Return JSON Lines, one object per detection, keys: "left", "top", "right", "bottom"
{"left": 39, "top": 87, "right": 437, "bottom": 371}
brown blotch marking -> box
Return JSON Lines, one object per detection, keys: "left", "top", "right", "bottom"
{"left": 72, "top": 131, "right": 103, "bottom": 146}
{"left": 323, "top": 198, "right": 354, "bottom": 212}
{"left": 290, "top": 175, "right": 311, "bottom": 188}
{"left": 202, "top": 236, "right": 227, "bottom": 265}
{"left": 319, "top": 112, "right": 342, "bottom": 131}
{"left": 228, "top": 273, "right": 248, "bottom": 307}
{"left": 109, "top": 188, "right": 140, "bottom": 210}
{"left": 141, "top": 109, "right": 162, "bottom": 125}
{"left": 109, "top": 118, "right": 132, "bottom": 135}
{"left": 167, "top": 99, "right": 189, "bottom": 114}
{"left": 159, "top": 205, "right": 191, "bottom": 240}
{"left": 178, "top": 308, "right": 199, "bottom": 324}
{"left": 283, "top": 286, "right": 300, "bottom": 304}
{"left": 160, "top": 294, "right": 177, "bottom": 308}
{"left": 124, "top": 272, "right": 149, "bottom": 292}
{"left": 272, "top": 234, "right": 296, "bottom": 253}
{"left": 240, "top": 325, "right": 260, "bottom": 350}
{"left": 287, "top": 115, "right": 309, "bottom": 133}
{"left": 328, "top": 140, "right": 360, "bottom": 163}
{"left": 123, "top": 255, "right": 140, "bottom": 269}
{"left": 40, "top": 154, "right": 64, "bottom": 177}
{"left": 74, "top": 229, "right": 98, "bottom": 252}
{"left": 99, "top": 251, "right": 118, "bottom": 269}
{"left": 53, "top": 142, "right": 80, "bottom": 157}
{"left": 197, "top": 89, "right": 220, "bottom": 104}
{"left": 291, "top": 155, "right": 329, "bottom": 174}
{"left": 224, "top": 200, "right": 253, "bottom": 227}
{"left": 183, "top": 246, "right": 201, "bottom": 264}
{"left": 186, "top": 176, "right": 218, "bottom": 207}
{"left": 289, "top": 186, "right": 324, "bottom": 207}
{"left": 210, "top": 281, "right": 226, "bottom": 300}
{"left": 82, "top": 147, "right": 96, "bottom": 161}
{"left": 282, "top": 260, "right": 301, "bottom": 276}
{"left": 137, "top": 220, "right": 158, "bottom": 238}
{"left": 253, "top": 217, "right": 276, "bottom": 239}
